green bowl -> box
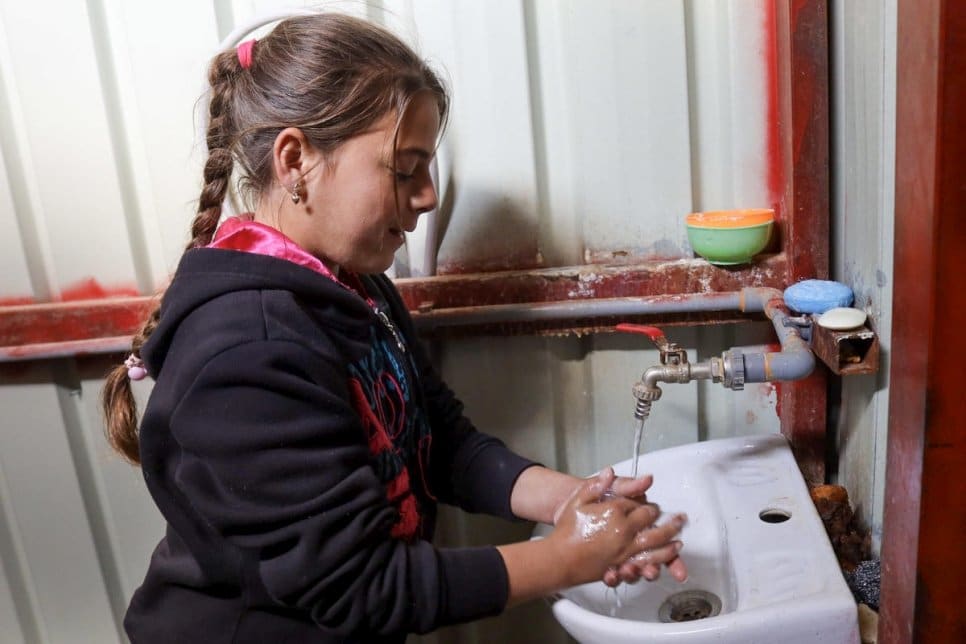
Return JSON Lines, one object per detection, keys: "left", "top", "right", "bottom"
{"left": 686, "top": 221, "right": 774, "bottom": 265}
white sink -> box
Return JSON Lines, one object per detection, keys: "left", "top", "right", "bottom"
{"left": 537, "top": 434, "right": 860, "bottom": 644}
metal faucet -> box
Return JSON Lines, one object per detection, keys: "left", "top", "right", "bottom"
{"left": 616, "top": 324, "right": 749, "bottom": 421}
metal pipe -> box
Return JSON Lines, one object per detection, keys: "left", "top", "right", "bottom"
{"left": 411, "top": 291, "right": 743, "bottom": 329}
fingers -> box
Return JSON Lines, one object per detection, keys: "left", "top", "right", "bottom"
{"left": 574, "top": 467, "right": 616, "bottom": 505}
{"left": 610, "top": 474, "right": 654, "bottom": 501}
{"left": 629, "top": 540, "right": 682, "bottom": 568}
{"left": 598, "top": 509, "right": 691, "bottom": 588}
{"left": 614, "top": 549, "right": 684, "bottom": 585}
{"left": 634, "top": 513, "right": 687, "bottom": 551}
{"left": 603, "top": 566, "right": 620, "bottom": 587}
{"left": 666, "top": 555, "right": 689, "bottom": 582}
{"left": 624, "top": 502, "right": 662, "bottom": 531}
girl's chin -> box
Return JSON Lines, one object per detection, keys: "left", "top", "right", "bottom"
{"left": 346, "top": 253, "right": 397, "bottom": 275}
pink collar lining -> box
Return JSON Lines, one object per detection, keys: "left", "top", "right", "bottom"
{"left": 207, "top": 215, "right": 374, "bottom": 305}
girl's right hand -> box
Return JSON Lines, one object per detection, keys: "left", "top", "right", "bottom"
{"left": 546, "top": 468, "right": 684, "bottom": 586}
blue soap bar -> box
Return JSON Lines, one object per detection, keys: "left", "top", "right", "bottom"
{"left": 783, "top": 280, "right": 854, "bottom": 314}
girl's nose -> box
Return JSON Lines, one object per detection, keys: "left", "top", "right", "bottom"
{"left": 412, "top": 178, "right": 438, "bottom": 216}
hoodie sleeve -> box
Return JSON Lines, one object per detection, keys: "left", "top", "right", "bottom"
{"left": 167, "top": 338, "right": 507, "bottom": 637}
{"left": 371, "top": 275, "right": 540, "bottom": 519}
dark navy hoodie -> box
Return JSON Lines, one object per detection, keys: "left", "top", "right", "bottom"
{"left": 124, "top": 247, "right": 536, "bottom": 643}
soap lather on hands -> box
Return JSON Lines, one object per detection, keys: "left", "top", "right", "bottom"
{"left": 550, "top": 468, "right": 689, "bottom": 588}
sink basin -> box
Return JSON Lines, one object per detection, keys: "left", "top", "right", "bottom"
{"left": 536, "top": 434, "right": 859, "bottom": 644}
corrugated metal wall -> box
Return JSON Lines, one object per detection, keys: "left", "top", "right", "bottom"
{"left": 829, "top": 0, "right": 896, "bottom": 556}
{"left": 0, "top": 1, "right": 803, "bottom": 642}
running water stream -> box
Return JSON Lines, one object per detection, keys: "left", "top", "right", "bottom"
{"left": 631, "top": 417, "right": 646, "bottom": 480}
{"left": 604, "top": 416, "right": 649, "bottom": 616}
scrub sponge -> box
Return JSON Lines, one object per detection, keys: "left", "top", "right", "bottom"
{"left": 783, "top": 280, "right": 854, "bottom": 314}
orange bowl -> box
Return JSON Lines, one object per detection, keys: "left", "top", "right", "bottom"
{"left": 685, "top": 208, "right": 775, "bottom": 229}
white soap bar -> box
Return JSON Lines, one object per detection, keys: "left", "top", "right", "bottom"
{"left": 817, "top": 307, "right": 867, "bottom": 330}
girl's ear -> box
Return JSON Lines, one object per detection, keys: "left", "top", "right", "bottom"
{"left": 272, "top": 127, "right": 312, "bottom": 188}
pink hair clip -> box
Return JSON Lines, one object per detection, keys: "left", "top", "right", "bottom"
{"left": 237, "top": 39, "right": 256, "bottom": 70}
{"left": 125, "top": 354, "right": 147, "bottom": 381}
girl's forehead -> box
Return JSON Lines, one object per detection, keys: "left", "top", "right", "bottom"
{"left": 396, "top": 95, "right": 442, "bottom": 145}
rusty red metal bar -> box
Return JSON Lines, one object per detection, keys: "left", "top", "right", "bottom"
{"left": 0, "top": 259, "right": 787, "bottom": 360}
{"left": 0, "top": 297, "right": 155, "bottom": 361}
{"left": 879, "top": 1, "right": 966, "bottom": 641}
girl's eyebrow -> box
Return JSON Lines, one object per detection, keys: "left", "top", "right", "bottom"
{"left": 396, "top": 147, "right": 432, "bottom": 160}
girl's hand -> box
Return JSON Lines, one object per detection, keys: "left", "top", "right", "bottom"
{"left": 603, "top": 473, "right": 689, "bottom": 587}
{"left": 551, "top": 472, "right": 654, "bottom": 526}
{"left": 609, "top": 473, "right": 655, "bottom": 502}
{"left": 546, "top": 468, "right": 666, "bottom": 586}
{"left": 602, "top": 514, "right": 689, "bottom": 587}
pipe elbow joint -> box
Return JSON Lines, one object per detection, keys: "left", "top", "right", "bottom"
{"left": 763, "top": 347, "right": 815, "bottom": 382}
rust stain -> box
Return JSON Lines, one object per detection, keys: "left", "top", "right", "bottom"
{"left": 58, "top": 277, "right": 140, "bottom": 302}
{"left": 0, "top": 297, "right": 154, "bottom": 348}
{"left": 0, "top": 296, "right": 36, "bottom": 306}
{"left": 762, "top": 0, "right": 784, "bottom": 219}
{"left": 763, "top": 352, "right": 775, "bottom": 381}
{"left": 773, "top": 381, "right": 783, "bottom": 419}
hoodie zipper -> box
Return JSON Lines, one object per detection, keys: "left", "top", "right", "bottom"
{"left": 375, "top": 308, "right": 406, "bottom": 354}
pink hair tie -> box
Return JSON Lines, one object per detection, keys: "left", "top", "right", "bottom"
{"left": 237, "top": 39, "right": 256, "bottom": 70}
{"left": 125, "top": 354, "right": 147, "bottom": 381}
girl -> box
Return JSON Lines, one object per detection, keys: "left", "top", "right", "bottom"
{"left": 102, "top": 13, "right": 686, "bottom": 643}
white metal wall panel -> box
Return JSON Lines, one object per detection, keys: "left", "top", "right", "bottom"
{"left": 687, "top": 0, "right": 772, "bottom": 212}
{"left": 0, "top": 365, "right": 119, "bottom": 642}
{"left": 95, "top": 0, "right": 222, "bottom": 285}
{"left": 0, "top": 146, "right": 35, "bottom": 304}
{"left": 531, "top": 1, "right": 695, "bottom": 264}
{"left": 830, "top": 0, "right": 896, "bottom": 554}
{"left": 0, "top": 2, "right": 812, "bottom": 643}
{"left": 0, "top": 15, "right": 51, "bottom": 303}
{"left": 0, "top": 1, "right": 143, "bottom": 301}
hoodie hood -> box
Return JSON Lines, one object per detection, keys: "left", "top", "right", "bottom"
{"left": 141, "top": 247, "right": 374, "bottom": 377}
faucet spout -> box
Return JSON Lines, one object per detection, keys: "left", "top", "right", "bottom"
{"left": 632, "top": 357, "right": 723, "bottom": 420}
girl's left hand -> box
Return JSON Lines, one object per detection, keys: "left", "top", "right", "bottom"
{"left": 549, "top": 471, "right": 689, "bottom": 586}
{"left": 601, "top": 474, "right": 690, "bottom": 587}
{"left": 609, "top": 474, "right": 654, "bottom": 502}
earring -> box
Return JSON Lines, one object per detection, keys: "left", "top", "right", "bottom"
{"left": 290, "top": 181, "right": 302, "bottom": 204}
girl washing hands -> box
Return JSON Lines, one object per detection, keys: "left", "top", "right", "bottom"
{"left": 101, "top": 13, "right": 686, "bottom": 643}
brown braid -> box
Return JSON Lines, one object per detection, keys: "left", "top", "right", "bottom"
{"left": 101, "top": 12, "right": 449, "bottom": 465}
{"left": 100, "top": 53, "right": 237, "bottom": 464}
{"left": 100, "top": 303, "right": 161, "bottom": 464}
{"left": 189, "top": 50, "right": 239, "bottom": 250}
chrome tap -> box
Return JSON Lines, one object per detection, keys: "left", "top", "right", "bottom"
{"left": 616, "top": 324, "right": 749, "bottom": 421}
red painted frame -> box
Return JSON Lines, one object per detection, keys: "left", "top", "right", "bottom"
{"left": 879, "top": 1, "right": 966, "bottom": 641}
{"left": 770, "top": 0, "right": 830, "bottom": 485}
{"left": 0, "top": 1, "right": 831, "bottom": 480}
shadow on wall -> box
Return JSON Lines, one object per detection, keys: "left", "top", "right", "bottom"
{"left": 435, "top": 183, "right": 544, "bottom": 274}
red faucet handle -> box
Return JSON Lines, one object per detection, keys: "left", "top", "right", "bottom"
{"left": 615, "top": 323, "right": 669, "bottom": 348}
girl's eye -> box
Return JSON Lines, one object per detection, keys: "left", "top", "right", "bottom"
{"left": 395, "top": 171, "right": 414, "bottom": 182}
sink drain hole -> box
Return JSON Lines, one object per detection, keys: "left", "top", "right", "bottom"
{"left": 658, "top": 590, "right": 722, "bottom": 623}
{"left": 759, "top": 508, "right": 792, "bottom": 523}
